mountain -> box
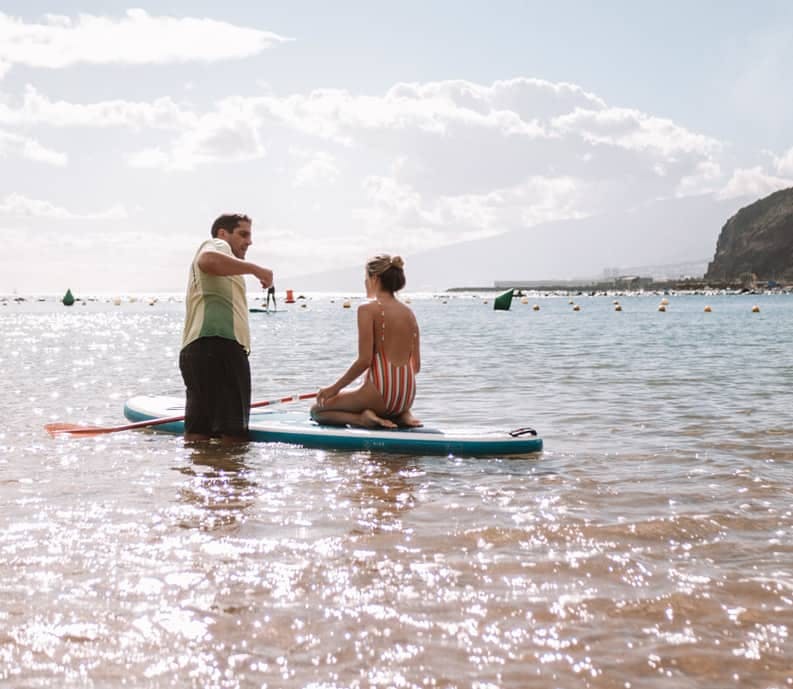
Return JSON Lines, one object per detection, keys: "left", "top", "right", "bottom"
{"left": 283, "top": 193, "right": 750, "bottom": 292}
{"left": 705, "top": 187, "right": 793, "bottom": 282}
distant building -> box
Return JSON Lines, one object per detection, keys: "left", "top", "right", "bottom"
{"left": 614, "top": 275, "right": 653, "bottom": 289}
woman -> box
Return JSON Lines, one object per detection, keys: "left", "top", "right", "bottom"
{"left": 311, "top": 254, "right": 421, "bottom": 428}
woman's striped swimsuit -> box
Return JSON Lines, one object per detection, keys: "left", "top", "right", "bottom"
{"left": 367, "top": 351, "right": 416, "bottom": 415}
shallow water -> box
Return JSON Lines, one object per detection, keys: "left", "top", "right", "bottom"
{"left": 1, "top": 293, "right": 792, "bottom": 687}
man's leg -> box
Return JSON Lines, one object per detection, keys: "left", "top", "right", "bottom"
{"left": 180, "top": 339, "right": 212, "bottom": 441}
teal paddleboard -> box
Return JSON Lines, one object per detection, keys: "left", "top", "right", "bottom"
{"left": 123, "top": 395, "right": 542, "bottom": 457}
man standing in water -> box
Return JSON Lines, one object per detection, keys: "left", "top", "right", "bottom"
{"left": 180, "top": 213, "right": 273, "bottom": 442}
{"left": 265, "top": 284, "right": 277, "bottom": 312}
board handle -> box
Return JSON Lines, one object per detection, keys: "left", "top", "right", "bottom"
{"left": 509, "top": 427, "right": 537, "bottom": 437}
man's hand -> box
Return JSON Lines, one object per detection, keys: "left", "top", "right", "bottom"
{"left": 253, "top": 266, "right": 274, "bottom": 289}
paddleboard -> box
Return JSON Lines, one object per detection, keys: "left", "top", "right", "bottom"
{"left": 123, "top": 395, "right": 542, "bottom": 457}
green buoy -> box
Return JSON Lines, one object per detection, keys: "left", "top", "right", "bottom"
{"left": 493, "top": 288, "right": 513, "bottom": 311}
{"left": 62, "top": 288, "right": 75, "bottom": 306}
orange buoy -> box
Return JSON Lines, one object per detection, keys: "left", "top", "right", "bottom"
{"left": 285, "top": 289, "right": 295, "bottom": 304}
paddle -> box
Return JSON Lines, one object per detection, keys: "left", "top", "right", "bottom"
{"left": 45, "top": 392, "right": 318, "bottom": 438}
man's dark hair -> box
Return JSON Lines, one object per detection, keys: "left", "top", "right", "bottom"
{"left": 211, "top": 213, "right": 251, "bottom": 238}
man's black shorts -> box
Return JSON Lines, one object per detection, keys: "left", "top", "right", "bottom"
{"left": 179, "top": 336, "right": 251, "bottom": 438}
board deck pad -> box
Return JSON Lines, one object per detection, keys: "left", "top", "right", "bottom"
{"left": 124, "top": 395, "right": 542, "bottom": 457}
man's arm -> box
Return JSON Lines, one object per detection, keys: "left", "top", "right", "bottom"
{"left": 198, "top": 251, "right": 273, "bottom": 288}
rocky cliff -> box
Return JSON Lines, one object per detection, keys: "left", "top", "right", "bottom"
{"left": 706, "top": 187, "right": 793, "bottom": 282}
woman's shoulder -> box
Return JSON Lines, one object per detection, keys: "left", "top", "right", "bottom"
{"left": 357, "top": 300, "right": 378, "bottom": 315}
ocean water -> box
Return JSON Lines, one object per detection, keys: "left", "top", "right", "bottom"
{"left": 1, "top": 293, "right": 792, "bottom": 688}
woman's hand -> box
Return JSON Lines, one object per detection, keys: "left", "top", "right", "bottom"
{"left": 316, "top": 385, "right": 338, "bottom": 408}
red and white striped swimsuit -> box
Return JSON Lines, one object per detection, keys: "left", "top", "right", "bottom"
{"left": 366, "top": 300, "right": 417, "bottom": 415}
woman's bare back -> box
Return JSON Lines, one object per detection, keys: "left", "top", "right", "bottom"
{"left": 367, "top": 298, "right": 419, "bottom": 367}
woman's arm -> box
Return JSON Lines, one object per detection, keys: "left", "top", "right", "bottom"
{"left": 412, "top": 314, "right": 421, "bottom": 374}
{"left": 317, "top": 305, "right": 375, "bottom": 405}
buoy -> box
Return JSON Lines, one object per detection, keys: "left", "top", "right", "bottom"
{"left": 62, "top": 288, "right": 75, "bottom": 306}
{"left": 573, "top": 304, "right": 580, "bottom": 311}
{"left": 752, "top": 305, "right": 760, "bottom": 313}
{"left": 494, "top": 289, "right": 513, "bottom": 311}
{"left": 704, "top": 305, "right": 712, "bottom": 312}
{"left": 532, "top": 304, "right": 540, "bottom": 311}
{"left": 568, "top": 299, "right": 574, "bottom": 305}
{"left": 285, "top": 289, "right": 295, "bottom": 304}
{"left": 342, "top": 300, "right": 351, "bottom": 309}
{"left": 520, "top": 296, "right": 529, "bottom": 305}
{"left": 658, "top": 304, "right": 666, "bottom": 312}
{"left": 615, "top": 304, "right": 622, "bottom": 312}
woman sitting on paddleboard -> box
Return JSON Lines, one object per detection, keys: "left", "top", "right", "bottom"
{"left": 312, "top": 255, "right": 421, "bottom": 428}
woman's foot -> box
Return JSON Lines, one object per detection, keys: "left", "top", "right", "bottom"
{"left": 360, "top": 409, "right": 397, "bottom": 428}
{"left": 394, "top": 411, "right": 422, "bottom": 427}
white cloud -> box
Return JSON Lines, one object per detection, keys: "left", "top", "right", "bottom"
{"left": 292, "top": 150, "right": 340, "bottom": 188}
{"left": 0, "top": 129, "right": 66, "bottom": 165}
{"left": 774, "top": 146, "right": 793, "bottom": 176}
{"left": 231, "top": 82, "right": 724, "bottom": 202}
{"left": 552, "top": 107, "right": 722, "bottom": 158}
{"left": 0, "top": 78, "right": 730, "bottom": 202}
{"left": 128, "top": 106, "right": 266, "bottom": 170}
{"left": 355, "top": 173, "right": 590, "bottom": 253}
{"left": 676, "top": 160, "right": 723, "bottom": 197}
{"left": 0, "top": 9, "right": 290, "bottom": 75}
{"left": 0, "top": 85, "right": 195, "bottom": 129}
{"left": 716, "top": 166, "right": 793, "bottom": 200}
{"left": 0, "top": 192, "right": 127, "bottom": 219}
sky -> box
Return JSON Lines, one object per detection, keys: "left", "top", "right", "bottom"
{"left": 2, "top": 1, "right": 793, "bottom": 293}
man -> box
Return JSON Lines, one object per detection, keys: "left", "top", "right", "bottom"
{"left": 265, "top": 284, "right": 277, "bottom": 312}
{"left": 179, "top": 213, "right": 273, "bottom": 442}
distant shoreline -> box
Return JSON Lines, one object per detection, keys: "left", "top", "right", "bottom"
{"left": 447, "top": 278, "right": 792, "bottom": 294}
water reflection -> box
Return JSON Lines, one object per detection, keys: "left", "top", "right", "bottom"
{"left": 173, "top": 443, "right": 257, "bottom": 531}
{"left": 4, "top": 296, "right": 793, "bottom": 687}
{"left": 345, "top": 454, "right": 421, "bottom": 536}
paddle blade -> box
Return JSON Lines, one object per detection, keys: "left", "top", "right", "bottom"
{"left": 44, "top": 423, "right": 109, "bottom": 437}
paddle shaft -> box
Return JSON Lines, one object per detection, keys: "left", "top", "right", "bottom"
{"left": 46, "top": 392, "right": 317, "bottom": 436}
